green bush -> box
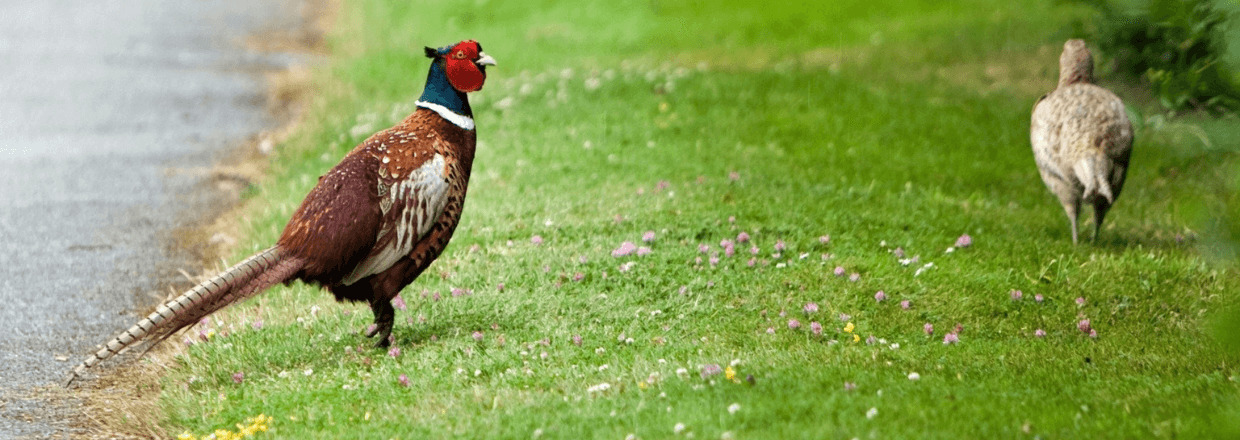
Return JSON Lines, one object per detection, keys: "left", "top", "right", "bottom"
{"left": 1074, "top": 0, "right": 1240, "bottom": 113}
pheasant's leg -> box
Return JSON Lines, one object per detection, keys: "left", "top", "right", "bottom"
{"left": 1061, "top": 199, "right": 1080, "bottom": 245}
{"left": 368, "top": 298, "right": 395, "bottom": 348}
{"left": 1091, "top": 200, "right": 1111, "bottom": 242}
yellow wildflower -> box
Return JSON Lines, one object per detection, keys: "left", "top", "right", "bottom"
{"left": 638, "top": 381, "right": 648, "bottom": 390}
{"left": 843, "top": 322, "right": 855, "bottom": 333}
{"left": 725, "top": 366, "right": 737, "bottom": 382}
{"left": 852, "top": 334, "right": 860, "bottom": 343}
{"left": 179, "top": 414, "right": 271, "bottom": 440}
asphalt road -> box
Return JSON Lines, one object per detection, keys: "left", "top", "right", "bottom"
{"left": 0, "top": 0, "right": 307, "bottom": 437}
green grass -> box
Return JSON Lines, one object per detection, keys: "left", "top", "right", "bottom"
{"left": 160, "top": 1, "right": 1240, "bottom": 438}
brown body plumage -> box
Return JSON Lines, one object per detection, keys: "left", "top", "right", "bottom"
{"left": 1031, "top": 39, "right": 1134, "bottom": 244}
{"left": 66, "top": 41, "right": 495, "bottom": 385}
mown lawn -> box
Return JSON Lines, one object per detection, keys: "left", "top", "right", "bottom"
{"left": 162, "top": 1, "right": 1240, "bottom": 438}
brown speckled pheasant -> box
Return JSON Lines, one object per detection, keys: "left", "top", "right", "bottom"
{"left": 65, "top": 41, "right": 495, "bottom": 385}
{"left": 1031, "top": 39, "right": 1133, "bottom": 244}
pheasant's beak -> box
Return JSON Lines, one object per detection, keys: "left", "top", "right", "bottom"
{"left": 476, "top": 52, "right": 497, "bottom": 67}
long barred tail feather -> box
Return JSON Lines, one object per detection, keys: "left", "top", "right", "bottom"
{"left": 64, "top": 246, "right": 300, "bottom": 386}
{"left": 140, "top": 252, "right": 304, "bottom": 352}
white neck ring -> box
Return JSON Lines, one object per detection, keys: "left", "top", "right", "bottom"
{"left": 416, "top": 100, "right": 475, "bottom": 130}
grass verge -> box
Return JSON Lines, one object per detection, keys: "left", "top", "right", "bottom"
{"left": 159, "top": 1, "right": 1240, "bottom": 438}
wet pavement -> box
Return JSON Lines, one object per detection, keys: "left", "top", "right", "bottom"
{"left": 0, "top": 0, "right": 308, "bottom": 437}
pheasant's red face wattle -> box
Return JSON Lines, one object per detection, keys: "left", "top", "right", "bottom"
{"left": 445, "top": 41, "right": 488, "bottom": 92}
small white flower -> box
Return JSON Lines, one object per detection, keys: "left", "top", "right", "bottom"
{"left": 908, "top": 372, "right": 920, "bottom": 381}
{"left": 303, "top": 368, "right": 313, "bottom": 376}
{"left": 890, "top": 343, "right": 900, "bottom": 350}
{"left": 866, "top": 407, "right": 879, "bottom": 419}
{"left": 587, "top": 382, "right": 612, "bottom": 393}
{"left": 310, "top": 305, "right": 321, "bottom": 317}
{"left": 673, "top": 423, "right": 686, "bottom": 434}
{"left": 676, "top": 368, "right": 688, "bottom": 378}
{"left": 730, "top": 359, "right": 742, "bottom": 367}
{"left": 599, "top": 364, "right": 609, "bottom": 372}
{"left": 624, "top": 338, "right": 634, "bottom": 345}
{"left": 727, "top": 403, "right": 741, "bottom": 414}
{"left": 595, "top": 347, "right": 606, "bottom": 354}
{"left": 277, "top": 370, "right": 290, "bottom": 378}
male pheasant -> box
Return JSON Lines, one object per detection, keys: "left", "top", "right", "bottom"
{"left": 1031, "top": 39, "right": 1133, "bottom": 244}
{"left": 65, "top": 40, "right": 495, "bottom": 385}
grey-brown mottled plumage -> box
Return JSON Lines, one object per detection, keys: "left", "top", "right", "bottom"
{"left": 1031, "top": 39, "right": 1133, "bottom": 244}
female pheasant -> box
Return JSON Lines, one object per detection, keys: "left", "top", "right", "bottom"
{"left": 65, "top": 40, "right": 495, "bottom": 385}
{"left": 1031, "top": 39, "right": 1133, "bottom": 244}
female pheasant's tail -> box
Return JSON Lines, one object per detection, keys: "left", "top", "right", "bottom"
{"left": 1073, "top": 151, "right": 1116, "bottom": 204}
{"left": 64, "top": 246, "right": 303, "bottom": 386}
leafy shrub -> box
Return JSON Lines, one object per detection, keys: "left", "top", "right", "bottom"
{"left": 1072, "top": 0, "right": 1240, "bottom": 114}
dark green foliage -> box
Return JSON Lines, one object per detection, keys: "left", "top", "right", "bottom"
{"left": 1074, "top": 0, "right": 1240, "bottom": 113}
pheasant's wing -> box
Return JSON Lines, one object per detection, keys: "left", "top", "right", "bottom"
{"left": 1100, "top": 94, "right": 1134, "bottom": 200}
{"left": 277, "top": 152, "right": 384, "bottom": 279}
{"left": 1030, "top": 93, "right": 1064, "bottom": 180}
{"left": 341, "top": 151, "right": 451, "bottom": 285}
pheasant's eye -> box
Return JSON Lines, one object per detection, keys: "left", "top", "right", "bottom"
{"left": 454, "top": 51, "right": 466, "bottom": 60}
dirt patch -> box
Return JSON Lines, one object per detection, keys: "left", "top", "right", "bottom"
{"left": 926, "top": 44, "right": 1059, "bottom": 98}
{"left": 658, "top": 42, "right": 1060, "bottom": 100}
